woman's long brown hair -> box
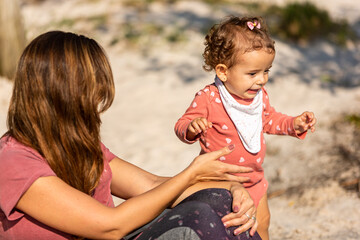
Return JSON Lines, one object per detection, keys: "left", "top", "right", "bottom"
{"left": 6, "top": 31, "right": 115, "bottom": 196}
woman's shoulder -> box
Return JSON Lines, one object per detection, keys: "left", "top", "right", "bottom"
{"left": 0, "top": 136, "right": 56, "bottom": 228}
{"left": 0, "top": 136, "right": 53, "bottom": 180}
{"left": 0, "top": 136, "right": 43, "bottom": 161}
{"left": 100, "top": 142, "right": 117, "bottom": 163}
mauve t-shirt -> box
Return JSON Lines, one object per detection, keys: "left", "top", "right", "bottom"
{"left": 0, "top": 136, "right": 117, "bottom": 239}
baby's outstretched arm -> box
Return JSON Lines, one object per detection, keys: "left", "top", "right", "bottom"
{"left": 187, "top": 117, "right": 212, "bottom": 141}
{"left": 293, "top": 111, "right": 317, "bottom": 135}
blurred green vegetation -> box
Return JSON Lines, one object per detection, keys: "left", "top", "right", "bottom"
{"left": 320, "top": 74, "right": 336, "bottom": 84}
{"left": 46, "top": 1, "right": 360, "bottom": 49}
{"left": 56, "top": 14, "right": 108, "bottom": 29}
{"left": 262, "top": 2, "right": 358, "bottom": 46}
{"left": 122, "top": 0, "right": 231, "bottom": 5}
{"left": 118, "top": 1, "right": 358, "bottom": 47}
{"left": 57, "top": 18, "right": 76, "bottom": 28}
{"left": 109, "top": 22, "right": 187, "bottom": 48}
{"left": 345, "top": 114, "right": 360, "bottom": 129}
{"left": 122, "top": 0, "right": 179, "bottom": 8}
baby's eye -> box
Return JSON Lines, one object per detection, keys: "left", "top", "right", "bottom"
{"left": 264, "top": 69, "right": 270, "bottom": 74}
{"left": 248, "top": 72, "right": 257, "bottom": 76}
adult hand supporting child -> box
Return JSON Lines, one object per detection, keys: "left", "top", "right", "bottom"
{"left": 222, "top": 182, "right": 259, "bottom": 236}
{"left": 186, "top": 144, "right": 253, "bottom": 184}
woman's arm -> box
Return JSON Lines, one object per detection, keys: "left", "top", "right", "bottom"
{"left": 109, "top": 155, "right": 252, "bottom": 200}
{"left": 16, "top": 145, "right": 252, "bottom": 239}
{"left": 109, "top": 159, "right": 235, "bottom": 203}
{"left": 110, "top": 159, "right": 258, "bottom": 237}
{"left": 109, "top": 157, "right": 169, "bottom": 200}
{"left": 15, "top": 166, "right": 188, "bottom": 239}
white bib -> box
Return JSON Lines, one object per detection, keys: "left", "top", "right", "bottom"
{"left": 215, "top": 77, "right": 263, "bottom": 154}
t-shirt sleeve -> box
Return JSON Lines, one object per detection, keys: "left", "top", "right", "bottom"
{"left": 100, "top": 142, "right": 117, "bottom": 163}
{"left": 0, "top": 142, "right": 117, "bottom": 221}
{"left": 0, "top": 147, "right": 56, "bottom": 221}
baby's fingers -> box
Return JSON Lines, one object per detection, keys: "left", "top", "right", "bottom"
{"left": 189, "top": 122, "right": 200, "bottom": 134}
{"left": 303, "top": 112, "right": 316, "bottom": 132}
{"left": 190, "top": 121, "right": 204, "bottom": 135}
{"left": 197, "top": 118, "right": 212, "bottom": 132}
{"left": 309, "top": 116, "right": 317, "bottom": 132}
{"left": 190, "top": 118, "right": 211, "bottom": 134}
{"left": 309, "top": 120, "right": 316, "bottom": 132}
{"left": 187, "top": 124, "right": 197, "bottom": 134}
{"left": 303, "top": 111, "right": 316, "bottom": 123}
{"left": 197, "top": 120, "right": 209, "bottom": 133}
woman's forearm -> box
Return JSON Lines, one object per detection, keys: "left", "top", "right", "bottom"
{"left": 109, "top": 157, "right": 170, "bottom": 199}
{"left": 16, "top": 170, "right": 196, "bottom": 240}
{"left": 113, "top": 169, "right": 195, "bottom": 237}
{"left": 16, "top": 145, "right": 250, "bottom": 239}
{"left": 108, "top": 146, "right": 251, "bottom": 238}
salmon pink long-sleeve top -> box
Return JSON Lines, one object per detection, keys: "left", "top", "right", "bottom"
{"left": 174, "top": 83, "right": 306, "bottom": 206}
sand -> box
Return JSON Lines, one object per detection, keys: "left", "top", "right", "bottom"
{"left": 1, "top": 0, "right": 360, "bottom": 239}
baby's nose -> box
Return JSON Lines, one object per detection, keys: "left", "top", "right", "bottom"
{"left": 256, "top": 75, "right": 267, "bottom": 85}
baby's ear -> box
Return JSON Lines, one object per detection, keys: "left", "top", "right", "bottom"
{"left": 215, "top": 64, "right": 228, "bottom": 82}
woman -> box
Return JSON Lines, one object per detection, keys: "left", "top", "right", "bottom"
{"left": 0, "top": 31, "right": 259, "bottom": 239}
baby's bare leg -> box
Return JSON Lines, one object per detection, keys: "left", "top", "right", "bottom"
{"left": 256, "top": 194, "right": 270, "bottom": 240}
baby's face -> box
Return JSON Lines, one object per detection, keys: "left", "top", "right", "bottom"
{"left": 224, "top": 50, "right": 275, "bottom": 99}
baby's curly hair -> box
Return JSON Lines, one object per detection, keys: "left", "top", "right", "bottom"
{"left": 203, "top": 16, "right": 275, "bottom": 71}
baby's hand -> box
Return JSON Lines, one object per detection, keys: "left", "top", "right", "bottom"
{"left": 186, "top": 117, "right": 212, "bottom": 141}
{"left": 294, "top": 111, "right": 316, "bottom": 135}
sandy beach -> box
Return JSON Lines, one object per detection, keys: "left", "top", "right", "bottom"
{"left": 1, "top": 0, "right": 360, "bottom": 239}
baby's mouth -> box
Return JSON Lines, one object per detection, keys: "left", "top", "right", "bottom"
{"left": 247, "top": 89, "right": 259, "bottom": 94}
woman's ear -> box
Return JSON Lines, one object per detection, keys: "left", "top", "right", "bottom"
{"left": 215, "top": 64, "right": 228, "bottom": 82}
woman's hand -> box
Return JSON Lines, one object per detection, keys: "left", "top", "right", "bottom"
{"left": 186, "top": 144, "right": 253, "bottom": 185}
{"left": 221, "top": 183, "right": 258, "bottom": 236}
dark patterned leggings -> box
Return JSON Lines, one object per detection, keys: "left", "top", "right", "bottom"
{"left": 129, "top": 188, "right": 261, "bottom": 240}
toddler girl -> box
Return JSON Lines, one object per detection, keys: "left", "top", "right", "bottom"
{"left": 174, "top": 16, "right": 316, "bottom": 240}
